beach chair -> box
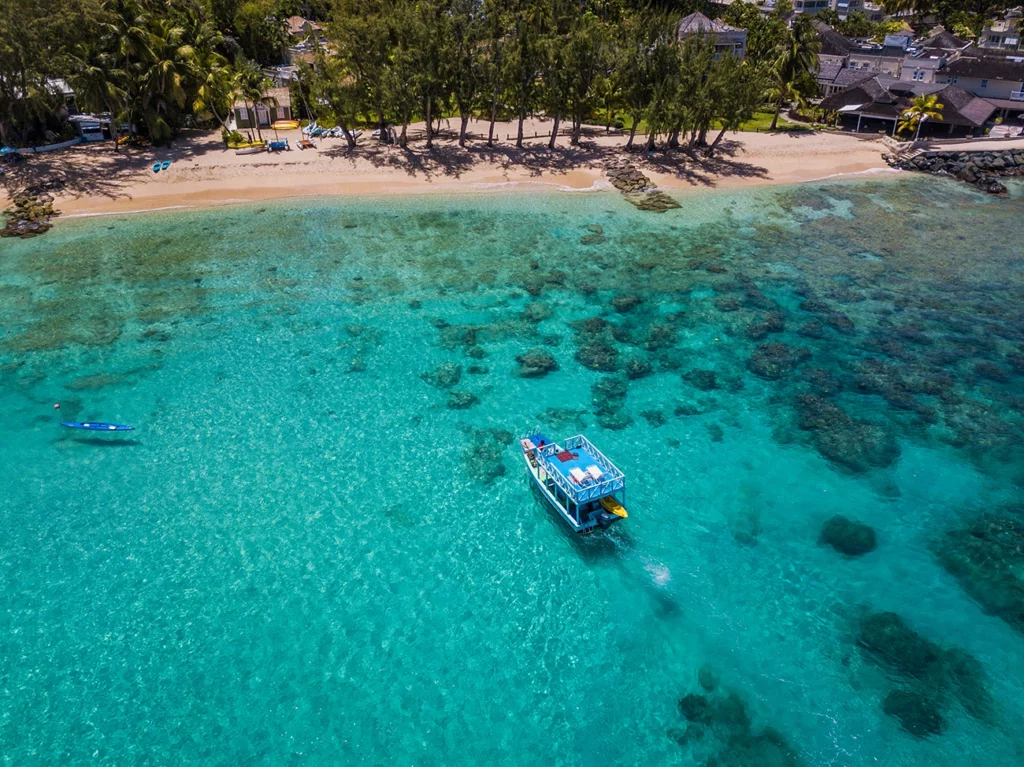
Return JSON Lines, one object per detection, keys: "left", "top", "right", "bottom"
{"left": 586, "top": 465, "right": 604, "bottom": 481}
{"left": 569, "top": 467, "right": 589, "bottom": 485}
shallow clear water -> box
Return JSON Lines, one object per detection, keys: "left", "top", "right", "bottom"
{"left": 2, "top": 178, "right": 1024, "bottom": 765}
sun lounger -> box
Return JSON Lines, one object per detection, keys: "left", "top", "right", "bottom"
{"left": 586, "top": 465, "right": 604, "bottom": 481}
{"left": 569, "top": 467, "right": 588, "bottom": 484}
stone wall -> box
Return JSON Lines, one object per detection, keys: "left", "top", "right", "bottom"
{"left": 883, "top": 148, "right": 1024, "bottom": 195}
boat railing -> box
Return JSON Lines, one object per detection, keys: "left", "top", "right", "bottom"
{"left": 534, "top": 436, "right": 626, "bottom": 504}
{"left": 564, "top": 435, "right": 625, "bottom": 481}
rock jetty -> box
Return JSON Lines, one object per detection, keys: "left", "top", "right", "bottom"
{"left": 883, "top": 148, "right": 1024, "bottom": 196}
{"left": 2, "top": 191, "right": 61, "bottom": 238}
{"left": 605, "top": 162, "right": 681, "bottom": 212}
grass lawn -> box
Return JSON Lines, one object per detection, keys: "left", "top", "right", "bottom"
{"left": 729, "top": 110, "right": 812, "bottom": 132}
{"left": 584, "top": 108, "right": 814, "bottom": 137}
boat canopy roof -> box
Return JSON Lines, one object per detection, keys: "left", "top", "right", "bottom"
{"left": 531, "top": 434, "right": 625, "bottom": 504}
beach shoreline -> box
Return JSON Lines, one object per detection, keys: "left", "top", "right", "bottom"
{"left": 2, "top": 119, "right": 892, "bottom": 218}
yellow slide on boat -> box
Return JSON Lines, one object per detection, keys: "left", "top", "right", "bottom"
{"left": 600, "top": 496, "right": 628, "bottom": 519}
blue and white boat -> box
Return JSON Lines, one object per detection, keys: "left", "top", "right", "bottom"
{"left": 521, "top": 433, "right": 628, "bottom": 533}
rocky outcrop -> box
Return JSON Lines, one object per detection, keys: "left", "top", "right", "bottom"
{"left": 605, "top": 162, "right": 681, "bottom": 212}
{"left": 2, "top": 191, "right": 60, "bottom": 237}
{"left": 883, "top": 148, "right": 1024, "bottom": 196}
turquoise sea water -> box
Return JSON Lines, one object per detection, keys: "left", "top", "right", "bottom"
{"left": 2, "top": 178, "right": 1024, "bottom": 765}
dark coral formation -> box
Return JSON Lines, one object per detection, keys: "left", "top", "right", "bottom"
{"left": 747, "top": 343, "right": 811, "bottom": 381}
{"left": 855, "top": 610, "right": 993, "bottom": 736}
{"left": 421, "top": 362, "right": 462, "bottom": 389}
{"left": 575, "top": 341, "right": 619, "bottom": 372}
{"left": 796, "top": 395, "right": 900, "bottom": 473}
{"left": 819, "top": 515, "right": 877, "bottom": 556}
{"left": 883, "top": 689, "right": 945, "bottom": 738}
{"left": 446, "top": 391, "right": 478, "bottom": 409}
{"left": 933, "top": 513, "right": 1024, "bottom": 634}
{"left": 625, "top": 356, "right": 652, "bottom": 380}
{"left": 514, "top": 349, "right": 559, "bottom": 378}
{"left": 461, "top": 429, "right": 513, "bottom": 484}
{"left": 672, "top": 686, "right": 803, "bottom": 766}
{"left": 592, "top": 376, "right": 631, "bottom": 430}
{"left": 684, "top": 369, "right": 719, "bottom": 391}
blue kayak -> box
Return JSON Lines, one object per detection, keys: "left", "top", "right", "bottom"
{"left": 160, "top": 160, "right": 171, "bottom": 170}
{"left": 61, "top": 422, "right": 135, "bottom": 432}
{"left": 152, "top": 162, "right": 161, "bottom": 173}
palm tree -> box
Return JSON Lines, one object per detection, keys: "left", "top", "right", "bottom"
{"left": 898, "top": 94, "right": 944, "bottom": 141}
{"left": 235, "top": 58, "right": 277, "bottom": 141}
{"left": 99, "top": 0, "right": 157, "bottom": 146}
{"left": 768, "top": 16, "right": 820, "bottom": 131}
{"left": 184, "top": 14, "right": 235, "bottom": 132}
{"left": 142, "top": 18, "right": 190, "bottom": 143}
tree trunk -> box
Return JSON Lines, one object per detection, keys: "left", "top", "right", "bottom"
{"left": 251, "top": 102, "right": 263, "bottom": 141}
{"left": 571, "top": 117, "right": 581, "bottom": 146}
{"left": 644, "top": 131, "right": 656, "bottom": 152}
{"left": 668, "top": 129, "right": 679, "bottom": 150}
{"left": 399, "top": 122, "right": 408, "bottom": 148}
{"left": 626, "top": 118, "right": 638, "bottom": 150}
{"left": 487, "top": 86, "right": 499, "bottom": 147}
{"left": 459, "top": 113, "right": 469, "bottom": 147}
{"left": 425, "top": 99, "right": 433, "bottom": 149}
{"left": 697, "top": 126, "right": 708, "bottom": 146}
{"left": 516, "top": 109, "right": 525, "bottom": 148}
{"left": 210, "top": 102, "right": 229, "bottom": 133}
{"left": 705, "top": 126, "right": 729, "bottom": 157}
{"left": 548, "top": 113, "right": 560, "bottom": 149}
{"left": 340, "top": 125, "right": 356, "bottom": 149}
{"left": 770, "top": 94, "right": 784, "bottom": 132}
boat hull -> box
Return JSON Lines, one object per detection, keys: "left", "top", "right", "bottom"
{"left": 61, "top": 422, "right": 134, "bottom": 431}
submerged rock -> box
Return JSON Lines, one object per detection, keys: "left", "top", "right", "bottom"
{"left": 461, "top": 430, "right": 507, "bottom": 484}
{"left": 515, "top": 349, "right": 559, "bottom": 378}
{"left": 593, "top": 376, "right": 630, "bottom": 429}
{"left": 857, "top": 612, "right": 941, "bottom": 679}
{"left": 612, "top": 294, "right": 642, "bottom": 313}
{"left": 679, "top": 694, "right": 712, "bottom": 724}
{"left": 747, "top": 343, "right": 811, "bottom": 381}
{"left": 883, "top": 689, "right": 945, "bottom": 738}
{"left": 796, "top": 395, "right": 900, "bottom": 473}
{"left": 820, "top": 515, "right": 877, "bottom": 556}
{"left": 447, "top": 391, "right": 478, "bottom": 409}
{"left": 640, "top": 409, "right": 666, "bottom": 427}
{"left": 684, "top": 369, "right": 719, "bottom": 391}
{"left": 421, "top": 362, "right": 462, "bottom": 388}
{"left": 933, "top": 514, "right": 1024, "bottom": 634}
{"left": 625, "top": 357, "right": 652, "bottom": 380}
{"left": 973, "top": 361, "right": 1009, "bottom": 382}
{"left": 575, "top": 341, "right": 619, "bottom": 372}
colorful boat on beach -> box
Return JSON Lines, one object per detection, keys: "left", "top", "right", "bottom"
{"left": 234, "top": 141, "right": 266, "bottom": 155}
{"left": 521, "top": 434, "right": 628, "bottom": 533}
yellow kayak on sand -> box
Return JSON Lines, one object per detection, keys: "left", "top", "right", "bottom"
{"left": 270, "top": 120, "right": 300, "bottom": 130}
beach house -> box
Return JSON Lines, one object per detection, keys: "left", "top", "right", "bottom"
{"left": 230, "top": 87, "right": 293, "bottom": 130}
{"left": 677, "top": 12, "right": 747, "bottom": 60}
{"left": 979, "top": 9, "right": 1023, "bottom": 52}
{"left": 820, "top": 76, "right": 997, "bottom": 136}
